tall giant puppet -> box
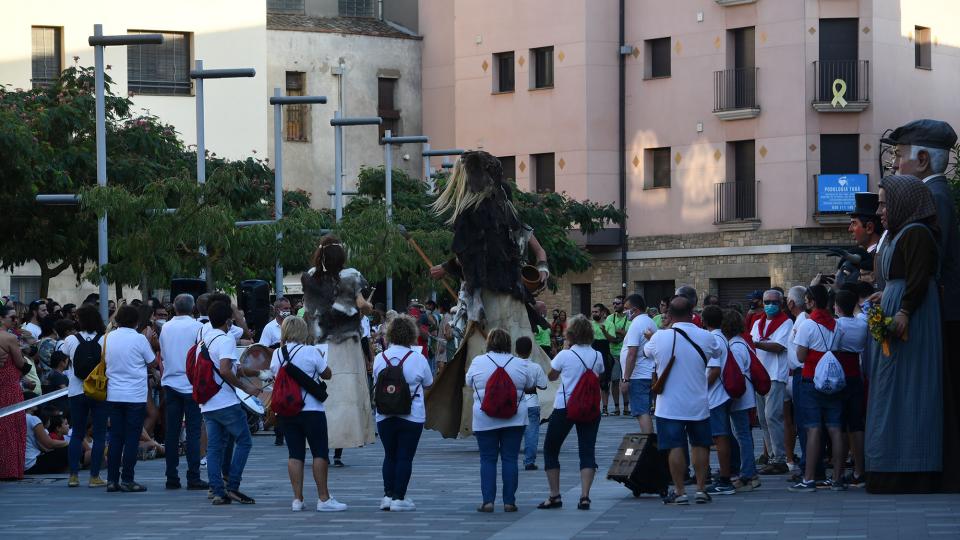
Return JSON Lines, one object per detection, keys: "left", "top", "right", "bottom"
{"left": 301, "top": 235, "right": 376, "bottom": 448}
{"left": 425, "top": 151, "right": 557, "bottom": 438}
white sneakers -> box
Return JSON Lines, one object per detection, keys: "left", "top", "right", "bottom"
{"left": 292, "top": 499, "right": 305, "bottom": 512}
{"left": 389, "top": 498, "right": 416, "bottom": 512}
{"left": 380, "top": 496, "right": 392, "bottom": 510}
{"left": 317, "top": 498, "right": 348, "bottom": 512}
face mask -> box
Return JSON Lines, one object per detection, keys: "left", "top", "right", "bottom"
{"left": 155, "top": 319, "right": 166, "bottom": 329}
{"left": 279, "top": 310, "right": 291, "bottom": 318}
{"left": 626, "top": 309, "right": 636, "bottom": 321}
{"left": 764, "top": 305, "right": 780, "bottom": 317}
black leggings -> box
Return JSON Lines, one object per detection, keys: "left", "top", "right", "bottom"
{"left": 26, "top": 446, "right": 69, "bottom": 475}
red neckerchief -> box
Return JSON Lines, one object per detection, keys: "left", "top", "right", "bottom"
{"left": 808, "top": 308, "right": 836, "bottom": 332}
{"left": 758, "top": 311, "right": 789, "bottom": 339}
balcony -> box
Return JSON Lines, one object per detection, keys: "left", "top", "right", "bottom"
{"left": 812, "top": 60, "right": 870, "bottom": 113}
{"left": 713, "top": 68, "right": 760, "bottom": 120}
{"left": 715, "top": 180, "right": 760, "bottom": 230}
{"left": 715, "top": 0, "right": 757, "bottom": 5}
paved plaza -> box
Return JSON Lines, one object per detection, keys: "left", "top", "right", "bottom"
{"left": 1, "top": 416, "right": 958, "bottom": 540}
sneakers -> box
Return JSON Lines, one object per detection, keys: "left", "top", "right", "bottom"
{"left": 68, "top": 474, "right": 80, "bottom": 488}
{"left": 706, "top": 482, "right": 736, "bottom": 496}
{"left": 119, "top": 482, "right": 147, "bottom": 492}
{"left": 88, "top": 476, "right": 107, "bottom": 488}
{"left": 317, "top": 498, "right": 348, "bottom": 512}
{"left": 816, "top": 479, "right": 834, "bottom": 490}
{"left": 695, "top": 491, "right": 712, "bottom": 504}
{"left": 524, "top": 463, "right": 538, "bottom": 471}
{"left": 734, "top": 476, "right": 761, "bottom": 492}
{"left": 200, "top": 456, "right": 207, "bottom": 469}
{"left": 789, "top": 480, "right": 817, "bottom": 493}
{"left": 292, "top": 499, "right": 304, "bottom": 512}
{"left": 379, "top": 496, "right": 392, "bottom": 511}
{"left": 662, "top": 492, "right": 689, "bottom": 505}
{"left": 165, "top": 480, "right": 182, "bottom": 490}
{"left": 848, "top": 474, "right": 866, "bottom": 488}
{"left": 389, "top": 498, "right": 416, "bottom": 512}
{"left": 187, "top": 480, "right": 209, "bottom": 490}
{"left": 759, "top": 463, "right": 789, "bottom": 475}
{"left": 333, "top": 459, "right": 345, "bottom": 468}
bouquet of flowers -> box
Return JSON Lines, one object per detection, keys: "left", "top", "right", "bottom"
{"left": 867, "top": 304, "right": 895, "bottom": 356}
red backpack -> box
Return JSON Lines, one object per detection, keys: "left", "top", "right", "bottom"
{"left": 721, "top": 344, "right": 747, "bottom": 398}
{"left": 185, "top": 329, "right": 203, "bottom": 386}
{"left": 564, "top": 350, "right": 601, "bottom": 423}
{"left": 736, "top": 341, "right": 771, "bottom": 396}
{"left": 272, "top": 345, "right": 305, "bottom": 417}
{"left": 190, "top": 335, "right": 227, "bottom": 405}
{"left": 477, "top": 355, "right": 519, "bottom": 419}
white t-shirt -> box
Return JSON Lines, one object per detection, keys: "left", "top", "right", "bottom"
{"left": 25, "top": 414, "right": 43, "bottom": 470}
{"left": 372, "top": 345, "right": 433, "bottom": 423}
{"left": 270, "top": 341, "right": 330, "bottom": 413}
{"left": 707, "top": 329, "right": 731, "bottom": 410}
{"left": 621, "top": 314, "right": 657, "bottom": 380}
{"left": 198, "top": 329, "right": 242, "bottom": 413}
{"left": 793, "top": 318, "right": 834, "bottom": 354}
{"left": 361, "top": 316, "right": 371, "bottom": 339}
{"left": 521, "top": 358, "right": 548, "bottom": 409}
{"left": 22, "top": 322, "right": 41, "bottom": 340}
{"left": 258, "top": 319, "right": 282, "bottom": 347}
{"left": 750, "top": 316, "right": 794, "bottom": 383}
{"left": 62, "top": 331, "right": 100, "bottom": 397}
{"left": 200, "top": 319, "right": 244, "bottom": 345}
{"left": 834, "top": 317, "right": 868, "bottom": 353}
{"left": 466, "top": 352, "right": 533, "bottom": 431}
{"left": 728, "top": 336, "right": 756, "bottom": 411}
{"left": 102, "top": 328, "right": 155, "bottom": 403}
{"left": 787, "top": 311, "right": 808, "bottom": 371}
{"left": 551, "top": 345, "right": 604, "bottom": 409}
{"left": 159, "top": 316, "right": 203, "bottom": 394}
{"left": 643, "top": 322, "right": 723, "bottom": 421}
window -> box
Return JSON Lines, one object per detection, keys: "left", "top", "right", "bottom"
{"left": 127, "top": 31, "right": 191, "bottom": 96}
{"left": 498, "top": 156, "right": 516, "bottom": 183}
{"left": 532, "top": 153, "right": 555, "bottom": 193}
{"left": 339, "top": 0, "right": 375, "bottom": 17}
{"left": 820, "top": 134, "right": 859, "bottom": 174}
{"left": 267, "top": 0, "right": 304, "bottom": 13}
{"left": 571, "top": 284, "right": 592, "bottom": 317}
{"left": 8, "top": 276, "right": 41, "bottom": 304}
{"left": 634, "top": 280, "right": 675, "bottom": 309}
{"left": 915, "top": 26, "right": 932, "bottom": 69}
{"left": 645, "top": 37, "right": 671, "bottom": 79}
{"left": 530, "top": 46, "right": 554, "bottom": 89}
{"left": 31, "top": 26, "right": 62, "bottom": 89}
{"left": 378, "top": 77, "right": 400, "bottom": 140}
{"left": 645, "top": 147, "right": 671, "bottom": 189}
{"left": 493, "top": 51, "right": 515, "bottom": 93}
{"left": 285, "top": 72, "right": 308, "bottom": 142}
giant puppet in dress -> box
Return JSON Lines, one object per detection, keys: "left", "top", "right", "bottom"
{"left": 301, "top": 235, "right": 376, "bottom": 448}
{"left": 424, "top": 151, "right": 558, "bottom": 438}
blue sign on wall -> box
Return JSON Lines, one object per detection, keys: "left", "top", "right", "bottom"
{"left": 817, "top": 174, "right": 868, "bottom": 213}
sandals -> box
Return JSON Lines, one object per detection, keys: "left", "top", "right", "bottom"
{"left": 611, "top": 409, "right": 621, "bottom": 416}
{"left": 477, "top": 502, "right": 494, "bottom": 513}
{"left": 578, "top": 496, "right": 591, "bottom": 510}
{"left": 537, "top": 494, "right": 562, "bottom": 509}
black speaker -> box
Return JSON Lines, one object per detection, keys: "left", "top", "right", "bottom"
{"left": 238, "top": 279, "right": 271, "bottom": 341}
{"left": 170, "top": 278, "right": 207, "bottom": 301}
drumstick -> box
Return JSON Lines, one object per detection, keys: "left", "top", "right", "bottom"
{"left": 396, "top": 225, "right": 459, "bottom": 302}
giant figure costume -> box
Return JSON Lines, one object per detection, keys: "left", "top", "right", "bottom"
{"left": 424, "top": 151, "right": 558, "bottom": 438}
{"left": 301, "top": 249, "right": 375, "bottom": 449}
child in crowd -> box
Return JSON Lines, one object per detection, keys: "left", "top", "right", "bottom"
{"left": 48, "top": 415, "right": 70, "bottom": 441}
{"left": 516, "top": 337, "right": 548, "bottom": 471}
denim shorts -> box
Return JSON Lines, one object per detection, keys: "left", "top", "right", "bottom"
{"left": 629, "top": 379, "right": 652, "bottom": 416}
{"left": 842, "top": 376, "right": 866, "bottom": 432}
{"left": 709, "top": 401, "right": 732, "bottom": 437}
{"left": 797, "top": 379, "right": 843, "bottom": 429}
{"left": 655, "top": 417, "right": 712, "bottom": 450}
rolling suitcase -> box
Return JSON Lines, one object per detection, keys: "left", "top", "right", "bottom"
{"left": 606, "top": 432, "right": 670, "bottom": 497}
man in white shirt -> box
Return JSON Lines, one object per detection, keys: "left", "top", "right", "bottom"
{"left": 618, "top": 293, "right": 658, "bottom": 433}
{"left": 784, "top": 285, "right": 809, "bottom": 474}
{"left": 258, "top": 298, "right": 290, "bottom": 348}
{"left": 750, "top": 289, "right": 793, "bottom": 475}
{"left": 22, "top": 299, "right": 47, "bottom": 340}
{"left": 644, "top": 297, "right": 723, "bottom": 505}
{"left": 201, "top": 301, "right": 264, "bottom": 505}
{"left": 159, "top": 294, "right": 206, "bottom": 491}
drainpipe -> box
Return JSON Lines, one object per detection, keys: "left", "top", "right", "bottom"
{"left": 378, "top": 0, "right": 384, "bottom": 21}
{"left": 618, "top": 0, "right": 628, "bottom": 296}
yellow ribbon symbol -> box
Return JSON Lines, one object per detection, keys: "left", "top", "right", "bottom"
{"left": 831, "top": 79, "right": 848, "bottom": 108}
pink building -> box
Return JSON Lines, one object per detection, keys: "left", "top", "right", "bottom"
{"left": 420, "top": 0, "right": 960, "bottom": 313}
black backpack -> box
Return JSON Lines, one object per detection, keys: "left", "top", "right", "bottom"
{"left": 72, "top": 333, "right": 103, "bottom": 380}
{"left": 374, "top": 351, "right": 415, "bottom": 416}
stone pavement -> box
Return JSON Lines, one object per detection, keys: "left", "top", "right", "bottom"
{"left": 1, "top": 414, "right": 958, "bottom": 539}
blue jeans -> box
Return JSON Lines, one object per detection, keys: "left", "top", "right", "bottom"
{"left": 377, "top": 417, "right": 423, "bottom": 500}
{"left": 164, "top": 387, "right": 202, "bottom": 484}
{"left": 793, "top": 373, "right": 825, "bottom": 478}
{"left": 107, "top": 402, "right": 146, "bottom": 484}
{"left": 68, "top": 394, "right": 108, "bottom": 477}
{"left": 729, "top": 409, "right": 756, "bottom": 479}
{"left": 523, "top": 406, "right": 541, "bottom": 466}
{"left": 629, "top": 379, "right": 652, "bottom": 416}
{"left": 543, "top": 408, "right": 600, "bottom": 470}
{"left": 475, "top": 426, "right": 524, "bottom": 505}
{"left": 203, "top": 405, "right": 253, "bottom": 497}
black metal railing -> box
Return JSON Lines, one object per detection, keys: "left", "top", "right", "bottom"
{"left": 713, "top": 67, "right": 759, "bottom": 112}
{"left": 715, "top": 180, "right": 758, "bottom": 223}
{"left": 813, "top": 60, "right": 869, "bottom": 104}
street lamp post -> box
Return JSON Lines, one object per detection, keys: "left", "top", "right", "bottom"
{"left": 269, "top": 90, "right": 327, "bottom": 298}
{"left": 330, "top": 114, "right": 382, "bottom": 221}
{"left": 422, "top": 147, "right": 465, "bottom": 192}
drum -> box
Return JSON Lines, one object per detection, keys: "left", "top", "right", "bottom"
{"left": 236, "top": 344, "right": 274, "bottom": 425}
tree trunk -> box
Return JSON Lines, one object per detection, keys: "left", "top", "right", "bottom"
{"left": 37, "top": 260, "right": 72, "bottom": 300}
{"left": 116, "top": 282, "right": 123, "bottom": 304}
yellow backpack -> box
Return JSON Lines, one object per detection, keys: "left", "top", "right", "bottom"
{"left": 83, "top": 332, "right": 108, "bottom": 401}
